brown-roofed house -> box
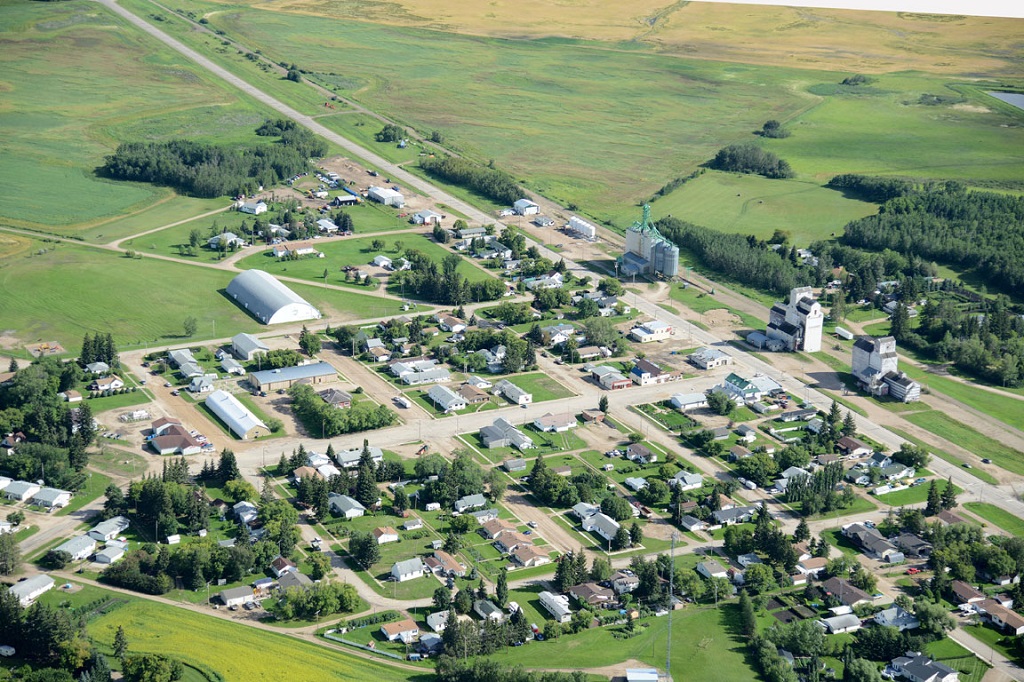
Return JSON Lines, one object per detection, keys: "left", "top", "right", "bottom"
{"left": 821, "top": 577, "right": 871, "bottom": 607}
{"left": 511, "top": 545, "right": 550, "bottom": 567}
{"left": 480, "top": 518, "right": 517, "bottom": 540}
{"left": 936, "top": 509, "right": 970, "bottom": 526}
{"left": 951, "top": 580, "right": 985, "bottom": 604}
{"left": 569, "top": 582, "right": 615, "bottom": 607}
{"left": 432, "top": 550, "right": 466, "bottom": 576}
{"left": 978, "top": 599, "right": 1024, "bottom": 636}
{"left": 581, "top": 409, "right": 605, "bottom": 423}
{"left": 292, "top": 466, "right": 320, "bottom": 481}
{"left": 372, "top": 527, "right": 400, "bottom": 544}
{"left": 458, "top": 383, "right": 490, "bottom": 404}
{"left": 380, "top": 618, "right": 419, "bottom": 643}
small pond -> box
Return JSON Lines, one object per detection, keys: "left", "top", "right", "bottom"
{"left": 986, "top": 91, "right": 1024, "bottom": 111}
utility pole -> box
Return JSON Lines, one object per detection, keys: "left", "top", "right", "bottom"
{"left": 666, "top": 532, "right": 676, "bottom": 682}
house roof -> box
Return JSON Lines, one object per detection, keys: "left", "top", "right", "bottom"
{"left": 952, "top": 580, "right": 985, "bottom": 602}
{"left": 33, "top": 487, "right": 70, "bottom": 504}
{"left": 381, "top": 618, "right": 419, "bottom": 637}
{"left": 372, "top": 526, "right": 399, "bottom": 539}
{"left": 392, "top": 558, "right": 424, "bottom": 575}
{"left": 56, "top": 534, "right": 95, "bottom": 556}
{"left": 821, "top": 577, "right": 870, "bottom": 606}
{"left": 205, "top": 390, "right": 267, "bottom": 438}
{"left": 329, "top": 493, "right": 365, "bottom": 514}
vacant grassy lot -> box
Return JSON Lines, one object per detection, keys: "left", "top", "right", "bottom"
{"left": 646, "top": 171, "right": 877, "bottom": 246}
{"left": 876, "top": 480, "right": 961, "bottom": 508}
{"left": 886, "top": 427, "right": 999, "bottom": 486}
{"left": 0, "top": 0, "right": 282, "bottom": 233}
{"left": 89, "top": 593, "right": 418, "bottom": 681}
{"left": 903, "top": 410, "right": 1024, "bottom": 476}
{"left": 507, "top": 372, "right": 575, "bottom": 402}
{"left": 963, "top": 503, "right": 1024, "bottom": 536}
{"left": 669, "top": 285, "right": 764, "bottom": 329}
{"left": 487, "top": 603, "right": 754, "bottom": 680}
{"left": 0, "top": 242, "right": 390, "bottom": 349}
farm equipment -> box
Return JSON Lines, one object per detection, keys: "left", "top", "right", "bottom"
{"left": 416, "top": 444, "right": 429, "bottom": 456}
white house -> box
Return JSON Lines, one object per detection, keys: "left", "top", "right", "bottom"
{"left": 94, "top": 546, "right": 125, "bottom": 565}
{"left": 328, "top": 493, "right": 366, "bottom": 519}
{"left": 494, "top": 380, "right": 532, "bottom": 405}
{"left": 89, "top": 516, "right": 130, "bottom": 542}
{"left": 54, "top": 535, "right": 96, "bottom": 562}
{"left": 687, "top": 347, "right": 733, "bottom": 370}
{"left": 3, "top": 481, "right": 40, "bottom": 502}
{"left": 629, "top": 320, "right": 673, "bottom": 343}
{"left": 696, "top": 560, "right": 729, "bottom": 580}
{"left": 239, "top": 200, "right": 267, "bottom": 215}
{"left": 819, "top": 614, "right": 862, "bottom": 634}
{"left": 624, "top": 477, "right": 648, "bottom": 492}
{"left": 391, "top": 558, "right": 425, "bottom": 582}
{"left": 373, "top": 527, "right": 400, "bottom": 545}
{"left": 10, "top": 574, "right": 55, "bottom": 606}
{"left": 381, "top": 618, "right": 420, "bottom": 643}
{"left": 582, "top": 512, "right": 620, "bottom": 543}
{"left": 533, "top": 413, "right": 576, "bottom": 432}
{"left": 670, "top": 392, "right": 708, "bottom": 411}
{"left": 890, "top": 653, "right": 959, "bottom": 682}
{"left": 426, "top": 384, "right": 467, "bottom": 412}
{"left": 31, "top": 487, "right": 72, "bottom": 509}
{"left": 538, "top": 591, "right": 572, "bottom": 623}
{"left": 670, "top": 471, "right": 703, "bottom": 491}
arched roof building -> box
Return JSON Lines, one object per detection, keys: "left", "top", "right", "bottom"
{"left": 226, "top": 270, "right": 321, "bottom": 325}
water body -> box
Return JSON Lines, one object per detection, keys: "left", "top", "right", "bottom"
{"left": 987, "top": 91, "right": 1024, "bottom": 111}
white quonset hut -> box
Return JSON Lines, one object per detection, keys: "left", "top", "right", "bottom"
{"left": 225, "top": 270, "right": 321, "bottom": 325}
{"left": 205, "top": 390, "right": 270, "bottom": 440}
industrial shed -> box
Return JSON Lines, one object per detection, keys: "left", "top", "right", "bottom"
{"left": 225, "top": 270, "right": 321, "bottom": 325}
{"left": 205, "top": 390, "right": 269, "bottom": 440}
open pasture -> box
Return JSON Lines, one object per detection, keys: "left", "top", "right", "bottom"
{"left": 89, "top": 595, "right": 418, "bottom": 681}
{"left": 0, "top": 0, "right": 283, "bottom": 234}
{"left": 645, "top": 171, "right": 877, "bottom": 246}
{"left": 201, "top": 0, "right": 1024, "bottom": 77}
{"left": 0, "top": 242, "right": 393, "bottom": 350}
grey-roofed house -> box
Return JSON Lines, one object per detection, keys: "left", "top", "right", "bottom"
{"left": 10, "top": 574, "right": 54, "bottom": 606}
{"left": 669, "top": 392, "right": 708, "bottom": 411}
{"left": 687, "top": 347, "right": 732, "bottom": 370}
{"left": 479, "top": 418, "right": 534, "bottom": 451}
{"left": 278, "top": 571, "right": 314, "bottom": 592}
{"left": 819, "top": 613, "right": 861, "bottom": 634}
{"left": 670, "top": 471, "right": 703, "bottom": 491}
{"left": 226, "top": 269, "right": 321, "bottom": 325}
{"left": 31, "top": 487, "right": 72, "bottom": 509}
{"left": 219, "top": 586, "right": 255, "bottom": 607}
{"left": 205, "top": 390, "right": 269, "bottom": 440}
{"left": 95, "top": 546, "right": 125, "bottom": 564}
{"left": 248, "top": 362, "right": 336, "bottom": 392}
{"left": 890, "top": 653, "right": 959, "bottom": 682}
{"left": 334, "top": 446, "right": 384, "bottom": 468}
{"left": 329, "top": 493, "right": 366, "bottom": 519}
{"left": 494, "top": 380, "right": 532, "bottom": 405}
{"left": 502, "top": 458, "right": 527, "bottom": 473}
{"left": 55, "top": 535, "right": 96, "bottom": 562}
{"left": 474, "top": 599, "right": 505, "bottom": 622}
{"left": 582, "top": 512, "right": 620, "bottom": 542}
{"left": 3, "top": 481, "right": 40, "bottom": 502}
{"left": 426, "top": 384, "right": 467, "bottom": 412}
{"left": 696, "top": 560, "right": 728, "bottom": 580}
{"left": 89, "top": 516, "right": 130, "bottom": 542}
{"left": 873, "top": 606, "right": 920, "bottom": 631}
{"left": 454, "top": 493, "right": 487, "bottom": 513}
{"left": 232, "top": 333, "right": 269, "bottom": 361}
{"left": 712, "top": 505, "right": 759, "bottom": 526}
{"left": 320, "top": 388, "right": 353, "bottom": 408}
{"left": 391, "top": 558, "right": 425, "bottom": 582}
{"left": 221, "top": 357, "right": 245, "bottom": 375}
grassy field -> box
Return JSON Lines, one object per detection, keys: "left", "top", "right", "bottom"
{"left": 0, "top": 0, "right": 285, "bottom": 233}
{"left": 507, "top": 372, "right": 575, "bottom": 402}
{"left": 876, "top": 480, "right": 961, "bottom": 508}
{"left": 924, "top": 637, "right": 990, "bottom": 682}
{"left": 669, "top": 284, "right": 764, "bottom": 329}
{"left": 0, "top": 242, "right": 393, "bottom": 350}
{"left": 886, "top": 427, "right": 999, "bottom": 486}
{"left": 963, "top": 502, "right": 1024, "bottom": 536}
{"left": 648, "top": 171, "right": 877, "bottom": 246}
{"left": 903, "top": 410, "right": 1024, "bottom": 476}
{"left": 233, "top": 232, "right": 493, "bottom": 289}
{"left": 487, "top": 603, "right": 754, "bottom": 680}
{"left": 898, "top": 364, "right": 1024, "bottom": 432}
{"left": 56, "top": 472, "right": 112, "bottom": 517}
{"left": 86, "top": 590, "right": 419, "bottom": 681}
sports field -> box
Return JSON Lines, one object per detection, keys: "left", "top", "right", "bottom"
{"left": 0, "top": 0, "right": 284, "bottom": 233}
{"left": 0, "top": 241, "right": 394, "bottom": 350}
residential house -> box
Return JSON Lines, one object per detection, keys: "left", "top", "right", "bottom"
{"left": 481, "top": 518, "right": 517, "bottom": 540}
{"left": 868, "top": 452, "right": 894, "bottom": 468}
{"left": 335, "top": 446, "right": 384, "bottom": 469}
{"left": 582, "top": 512, "right": 621, "bottom": 543}
{"left": 713, "top": 505, "right": 761, "bottom": 526}
{"left": 411, "top": 209, "right": 442, "bottom": 225}
{"left": 403, "top": 518, "right": 423, "bottom": 532}
{"left": 430, "top": 550, "right": 466, "bottom": 577}
{"left": 540, "top": 324, "right": 576, "bottom": 346}
{"left": 479, "top": 418, "right": 534, "bottom": 451}
{"left": 630, "top": 358, "right": 679, "bottom": 386}
{"left": 270, "top": 556, "right": 297, "bottom": 578}
{"left": 538, "top": 591, "right": 573, "bottom": 623}
{"left": 896, "top": 534, "right": 933, "bottom": 559}
{"left": 670, "top": 393, "right": 708, "bottom": 411}
{"left": 494, "top": 380, "right": 532, "bottom": 405}
{"left": 59, "top": 390, "right": 83, "bottom": 403}
{"left": 474, "top": 600, "right": 505, "bottom": 622}
{"left": 572, "top": 502, "right": 600, "bottom": 520}
{"left": 54, "top": 535, "right": 96, "bottom": 562}
{"left": 611, "top": 571, "right": 640, "bottom": 595}
{"left": 438, "top": 315, "right": 467, "bottom": 333}
{"left": 837, "top": 437, "right": 872, "bottom": 457}
{"left": 679, "top": 515, "right": 707, "bottom": 532}
{"left": 85, "top": 361, "right": 109, "bottom": 375}
{"left": 713, "top": 373, "right": 763, "bottom": 404}
{"left": 188, "top": 374, "right": 217, "bottom": 394}
{"left": 218, "top": 586, "right": 254, "bottom": 608}
{"left": 687, "top": 347, "right": 733, "bottom": 370}
{"left": 239, "top": 200, "right": 267, "bottom": 215}
{"left": 626, "top": 443, "right": 657, "bottom": 464}
{"left": 976, "top": 599, "right": 1024, "bottom": 636}
{"left": 951, "top": 581, "right": 986, "bottom": 605}
{"left": 843, "top": 523, "right": 903, "bottom": 563}
{"left": 426, "top": 611, "right": 450, "bottom": 633}
{"left": 670, "top": 471, "right": 703, "bottom": 491}
{"left": 890, "top": 653, "right": 959, "bottom": 682}
{"left": 512, "top": 545, "right": 550, "bottom": 568}
{"left": 233, "top": 500, "right": 258, "bottom": 525}
{"left": 10, "top": 575, "right": 54, "bottom": 607}
{"left": 426, "top": 384, "right": 467, "bottom": 413}
{"left": 3, "top": 481, "right": 40, "bottom": 502}
{"left": 328, "top": 493, "right": 366, "bottom": 519}
{"left": 31, "top": 487, "right": 72, "bottom": 509}
{"left": 469, "top": 508, "right": 499, "bottom": 524}
{"left": 373, "top": 527, "right": 400, "bottom": 545}
{"left": 208, "top": 232, "right": 244, "bottom": 249}
{"left": 458, "top": 383, "right": 490, "bottom": 404}
{"left": 466, "top": 376, "right": 492, "bottom": 389}
{"left": 381, "top": 618, "right": 420, "bottom": 643}
{"left": 319, "top": 388, "right": 353, "bottom": 408}
{"left": 454, "top": 493, "right": 487, "bottom": 513}
{"left": 89, "top": 516, "right": 130, "bottom": 542}
{"left": 821, "top": 577, "right": 871, "bottom": 608}
{"left": 494, "top": 532, "right": 533, "bottom": 555}
{"left": 696, "top": 560, "right": 729, "bottom": 580}
{"left": 819, "top": 614, "right": 862, "bottom": 634}
{"left": 221, "top": 357, "right": 245, "bottom": 375}
{"left": 94, "top": 546, "right": 125, "bottom": 565}
{"left": 624, "top": 477, "right": 648, "bottom": 493}
{"left": 873, "top": 606, "right": 920, "bottom": 631}
{"left": 796, "top": 557, "right": 828, "bottom": 578}
{"left": 533, "top": 413, "right": 577, "bottom": 432}
{"left": 936, "top": 509, "right": 970, "bottom": 526}
{"left": 391, "top": 559, "right": 425, "bottom": 583}
{"left": 570, "top": 582, "right": 615, "bottom": 608}
{"left": 90, "top": 375, "right": 124, "bottom": 391}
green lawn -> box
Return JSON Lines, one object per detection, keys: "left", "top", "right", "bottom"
{"left": 648, "top": 170, "right": 877, "bottom": 246}
{"left": 903, "top": 410, "right": 1024, "bottom": 476}
{"left": 876, "top": 480, "right": 961, "bottom": 509}
{"left": 57, "top": 472, "right": 113, "bottom": 517}
{"left": 505, "top": 372, "right": 575, "bottom": 403}
{"left": 886, "top": 427, "right": 999, "bottom": 486}
{"left": 963, "top": 623, "right": 1024, "bottom": 667}
{"left": 899, "top": 364, "right": 1024, "bottom": 433}
{"left": 0, "top": 241, "right": 395, "bottom": 350}
{"left": 924, "top": 637, "right": 989, "bottom": 682}
{"left": 488, "top": 604, "right": 756, "bottom": 681}
{"left": 669, "top": 285, "right": 764, "bottom": 329}
{"left": 963, "top": 502, "right": 1024, "bottom": 536}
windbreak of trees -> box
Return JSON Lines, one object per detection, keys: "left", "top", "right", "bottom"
{"left": 709, "top": 144, "right": 794, "bottom": 179}
{"left": 826, "top": 173, "right": 914, "bottom": 203}
{"left": 390, "top": 250, "right": 506, "bottom": 305}
{"left": 288, "top": 384, "right": 397, "bottom": 437}
{"left": 102, "top": 120, "right": 327, "bottom": 198}
{"left": 420, "top": 155, "right": 523, "bottom": 205}
{"left": 656, "top": 216, "right": 811, "bottom": 295}
{"left": 840, "top": 181, "right": 1024, "bottom": 292}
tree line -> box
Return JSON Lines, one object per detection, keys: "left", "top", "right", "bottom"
{"left": 709, "top": 144, "right": 794, "bottom": 179}
{"left": 656, "top": 216, "right": 811, "bottom": 295}
{"left": 101, "top": 120, "right": 327, "bottom": 198}
{"left": 389, "top": 250, "right": 506, "bottom": 306}
{"left": 288, "top": 383, "right": 397, "bottom": 438}
{"left": 420, "top": 155, "right": 523, "bottom": 206}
